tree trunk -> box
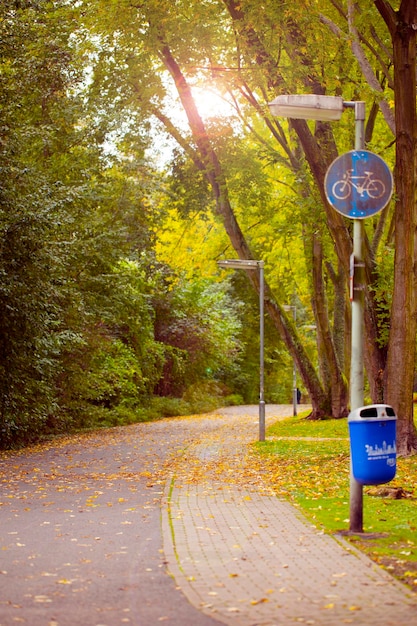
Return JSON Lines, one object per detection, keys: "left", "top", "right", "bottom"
{"left": 158, "top": 42, "right": 334, "bottom": 418}
{"left": 225, "top": 0, "right": 417, "bottom": 441}
{"left": 376, "top": 0, "right": 417, "bottom": 455}
{"left": 311, "top": 234, "right": 349, "bottom": 417}
{"left": 263, "top": 289, "right": 331, "bottom": 419}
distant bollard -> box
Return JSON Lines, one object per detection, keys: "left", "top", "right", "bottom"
{"left": 348, "top": 404, "right": 397, "bottom": 485}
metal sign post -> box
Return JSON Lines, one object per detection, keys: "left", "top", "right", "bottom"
{"left": 267, "top": 94, "right": 393, "bottom": 534}
{"left": 325, "top": 103, "right": 393, "bottom": 533}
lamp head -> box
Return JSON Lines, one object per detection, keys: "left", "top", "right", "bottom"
{"left": 217, "top": 259, "right": 261, "bottom": 270}
{"left": 268, "top": 94, "right": 344, "bottom": 121}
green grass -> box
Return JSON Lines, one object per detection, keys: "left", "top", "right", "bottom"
{"left": 255, "top": 415, "right": 417, "bottom": 590}
{"left": 268, "top": 412, "right": 349, "bottom": 438}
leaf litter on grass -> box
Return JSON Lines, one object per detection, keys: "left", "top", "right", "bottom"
{"left": 257, "top": 415, "right": 417, "bottom": 591}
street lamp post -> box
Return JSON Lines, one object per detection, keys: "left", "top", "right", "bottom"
{"left": 217, "top": 259, "right": 265, "bottom": 441}
{"left": 268, "top": 94, "right": 366, "bottom": 532}
{"left": 283, "top": 305, "right": 297, "bottom": 417}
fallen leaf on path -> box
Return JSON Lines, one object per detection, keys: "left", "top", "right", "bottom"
{"left": 251, "top": 598, "right": 268, "bottom": 605}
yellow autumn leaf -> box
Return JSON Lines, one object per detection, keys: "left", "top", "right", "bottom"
{"left": 251, "top": 598, "right": 268, "bottom": 605}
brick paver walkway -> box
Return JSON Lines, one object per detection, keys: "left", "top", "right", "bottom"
{"left": 162, "top": 406, "right": 417, "bottom": 626}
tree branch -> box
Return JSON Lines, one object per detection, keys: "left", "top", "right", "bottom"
{"left": 319, "top": 13, "right": 393, "bottom": 89}
{"left": 374, "top": 0, "right": 397, "bottom": 35}
{"left": 347, "top": 0, "right": 395, "bottom": 134}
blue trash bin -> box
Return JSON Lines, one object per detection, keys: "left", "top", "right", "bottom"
{"left": 348, "top": 404, "right": 397, "bottom": 485}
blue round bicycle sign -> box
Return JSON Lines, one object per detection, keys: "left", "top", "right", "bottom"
{"left": 325, "top": 150, "right": 393, "bottom": 218}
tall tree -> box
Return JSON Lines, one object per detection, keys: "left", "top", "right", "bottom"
{"left": 0, "top": 0, "right": 83, "bottom": 443}
{"left": 221, "top": 0, "right": 417, "bottom": 451}
{"left": 374, "top": 0, "right": 417, "bottom": 453}
{"left": 83, "top": 0, "right": 332, "bottom": 418}
{"left": 0, "top": 0, "right": 164, "bottom": 444}
{"left": 221, "top": 0, "right": 352, "bottom": 418}
{"left": 80, "top": 0, "right": 417, "bottom": 450}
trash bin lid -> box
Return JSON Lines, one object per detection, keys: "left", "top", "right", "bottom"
{"left": 348, "top": 404, "right": 397, "bottom": 422}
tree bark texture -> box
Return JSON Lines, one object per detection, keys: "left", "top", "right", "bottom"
{"left": 376, "top": 0, "right": 417, "bottom": 454}
{"left": 311, "top": 234, "right": 349, "bottom": 417}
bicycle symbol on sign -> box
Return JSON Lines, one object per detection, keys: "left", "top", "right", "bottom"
{"left": 332, "top": 169, "right": 386, "bottom": 200}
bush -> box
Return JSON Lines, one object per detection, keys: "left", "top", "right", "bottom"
{"left": 149, "top": 381, "right": 239, "bottom": 419}
{"left": 224, "top": 394, "right": 244, "bottom": 406}
{"left": 57, "top": 336, "right": 150, "bottom": 429}
{"left": 149, "top": 396, "right": 192, "bottom": 418}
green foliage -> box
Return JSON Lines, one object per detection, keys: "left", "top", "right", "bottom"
{"left": 0, "top": 1, "right": 83, "bottom": 446}
{"left": 148, "top": 385, "right": 224, "bottom": 419}
{"left": 153, "top": 274, "right": 244, "bottom": 396}
{"left": 72, "top": 339, "right": 145, "bottom": 406}
{"left": 2, "top": 0, "right": 413, "bottom": 445}
{"left": 54, "top": 254, "right": 168, "bottom": 430}
{"left": 148, "top": 383, "right": 243, "bottom": 419}
{"left": 168, "top": 149, "right": 212, "bottom": 218}
{"left": 182, "top": 381, "right": 231, "bottom": 413}
{"left": 149, "top": 396, "right": 193, "bottom": 418}
{"left": 0, "top": 1, "right": 168, "bottom": 446}
{"left": 371, "top": 246, "right": 395, "bottom": 348}
{"left": 267, "top": 415, "right": 348, "bottom": 438}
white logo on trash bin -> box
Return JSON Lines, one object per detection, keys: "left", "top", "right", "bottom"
{"left": 365, "top": 441, "right": 396, "bottom": 462}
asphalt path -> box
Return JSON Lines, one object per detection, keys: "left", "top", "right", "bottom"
{"left": 0, "top": 413, "right": 235, "bottom": 626}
